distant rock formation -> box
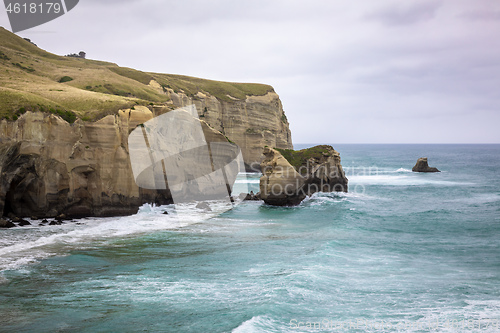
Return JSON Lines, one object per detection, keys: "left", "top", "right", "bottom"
{"left": 412, "top": 157, "right": 440, "bottom": 173}
{"left": 259, "top": 146, "right": 348, "bottom": 206}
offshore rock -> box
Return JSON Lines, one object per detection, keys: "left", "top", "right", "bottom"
{"left": 259, "top": 146, "right": 348, "bottom": 206}
{"left": 412, "top": 157, "right": 440, "bottom": 173}
{"left": 259, "top": 147, "right": 306, "bottom": 206}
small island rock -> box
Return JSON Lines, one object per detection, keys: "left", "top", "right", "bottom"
{"left": 412, "top": 157, "right": 440, "bottom": 173}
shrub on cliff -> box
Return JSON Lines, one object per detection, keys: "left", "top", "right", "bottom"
{"left": 58, "top": 76, "right": 74, "bottom": 83}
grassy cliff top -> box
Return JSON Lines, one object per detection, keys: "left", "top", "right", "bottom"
{"left": 0, "top": 27, "right": 274, "bottom": 122}
{"left": 275, "top": 145, "right": 335, "bottom": 172}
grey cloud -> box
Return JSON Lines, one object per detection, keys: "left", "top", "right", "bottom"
{"left": 460, "top": 10, "right": 500, "bottom": 21}
{"left": 365, "top": 1, "right": 442, "bottom": 26}
{"left": 10, "top": 0, "right": 500, "bottom": 143}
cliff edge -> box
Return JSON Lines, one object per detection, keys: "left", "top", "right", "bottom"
{"left": 0, "top": 27, "right": 292, "bottom": 166}
{"left": 0, "top": 28, "right": 293, "bottom": 217}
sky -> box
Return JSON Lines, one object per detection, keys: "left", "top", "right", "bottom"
{"left": 1, "top": 0, "right": 500, "bottom": 144}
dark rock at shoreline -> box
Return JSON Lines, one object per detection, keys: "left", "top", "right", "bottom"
{"left": 17, "top": 219, "right": 31, "bottom": 226}
{"left": 412, "top": 157, "right": 440, "bottom": 173}
{"left": 239, "top": 191, "right": 261, "bottom": 201}
{"left": 0, "top": 218, "right": 15, "bottom": 228}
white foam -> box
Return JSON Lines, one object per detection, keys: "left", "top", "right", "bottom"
{"left": 349, "top": 174, "right": 473, "bottom": 186}
{"left": 414, "top": 300, "right": 500, "bottom": 333}
{"left": 235, "top": 179, "right": 260, "bottom": 184}
{"left": 232, "top": 315, "right": 280, "bottom": 333}
{"left": 301, "top": 191, "right": 380, "bottom": 207}
{"left": 0, "top": 202, "right": 234, "bottom": 272}
{"left": 445, "top": 193, "right": 500, "bottom": 205}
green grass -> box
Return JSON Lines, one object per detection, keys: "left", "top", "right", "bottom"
{"left": 108, "top": 66, "right": 153, "bottom": 85}
{"left": 0, "top": 27, "right": 275, "bottom": 122}
{"left": 154, "top": 74, "right": 274, "bottom": 102}
{"left": 275, "top": 145, "right": 332, "bottom": 172}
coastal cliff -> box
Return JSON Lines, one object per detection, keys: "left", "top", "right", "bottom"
{"left": 0, "top": 27, "right": 292, "bottom": 166}
{"left": 0, "top": 28, "right": 293, "bottom": 218}
{"left": 0, "top": 108, "right": 232, "bottom": 218}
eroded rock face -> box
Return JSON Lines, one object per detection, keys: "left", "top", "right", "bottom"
{"left": 412, "top": 157, "right": 440, "bottom": 173}
{"left": 0, "top": 109, "right": 228, "bottom": 218}
{"left": 165, "top": 89, "right": 293, "bottom": 166}
{"left": 259, "top": 147, "right": 306, "bottom": 206}
{"left": 259, "top": 145, "right": 348, "bottom": 206}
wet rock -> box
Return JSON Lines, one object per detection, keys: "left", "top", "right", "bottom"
{"left": 17, "top": 219, "right": 31, "bottom": 226}
{"left": 240, "top": 191, "right": 261, "bottom": 201}
{"left": 0, "top": 218, "right": 15, "bottom": 228}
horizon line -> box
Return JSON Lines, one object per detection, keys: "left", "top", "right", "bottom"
{"left": 293, "top": 143, "right": 500, "bottom": 145}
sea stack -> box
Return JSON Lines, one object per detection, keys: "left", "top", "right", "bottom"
{"left": 260, "top": 145, "right": 348, "bottom": 206}
{"left": 259, "top": 147, "right": 307, "bottom": 206}
{"left": 412, "top": 157, "right": 440, "bottom": 173}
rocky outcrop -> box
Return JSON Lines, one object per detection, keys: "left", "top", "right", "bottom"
{"left": 164, "top": 89, "right": 293, "bottom": 166}
{"left": 259, "top": 146, "right": 348, "bottom": 206}
{"left": 259, "top": 147, "right": 307, "bottom": 206}
{"left": 0, "top": 218, "right": 15, "bottom": 228}
{"left": 412, "top": 157, "right": 440, "bottom": 173}
{"left": 0, "top": 108, "right": 230, "bottom": 218}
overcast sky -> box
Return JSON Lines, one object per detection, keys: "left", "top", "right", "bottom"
{"left": 1, "top": 0, "right": 500, "bottom": 143}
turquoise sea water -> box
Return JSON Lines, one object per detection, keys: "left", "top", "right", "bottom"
{"left": 0, "top": 144, "right": 499, "bottom": 332}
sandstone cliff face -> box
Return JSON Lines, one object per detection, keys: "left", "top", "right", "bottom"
{"left": 259, "top": 147, "right": 306, "bottom": 206}
{"left": 164, "top": 88, "right": 293, "bottom": 167}
{"left": 260, "top": 146, "right": 348, "bottom": 206}
{"left": 0, "top": 108, "right": 229, "bottom": 218}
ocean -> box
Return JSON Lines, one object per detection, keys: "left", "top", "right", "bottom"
{"left": 0, "top": 144, "right": 499, "bottom": 332}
